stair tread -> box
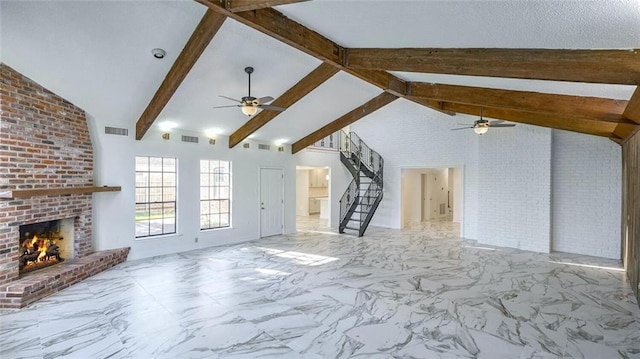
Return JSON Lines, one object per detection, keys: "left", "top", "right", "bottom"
{"left": 343, "top": 226, "right": 359, "bottom": 230}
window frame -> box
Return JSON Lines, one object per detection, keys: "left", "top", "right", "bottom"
{"left": 200, "top": 159, "right": 231, "bottom": 231}
{"left": 135, "top": 156, "right": 177, "bottom": 238}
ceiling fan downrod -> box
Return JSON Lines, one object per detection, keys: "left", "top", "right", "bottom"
{"left": 245, "top": 66, "right": 253, "bottom": 98}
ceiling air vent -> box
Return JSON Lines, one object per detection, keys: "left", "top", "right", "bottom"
{"left": 181, "top": 135, "right": 199, "bottom": 144}
{"left": 258, "top": 144, "right": 270, "bottom": 151}
{"left": 243, "top": 143, "right": 250, "bottom": 149}
{"left": 104, "top": 126, "right": 128, "bottom": 136}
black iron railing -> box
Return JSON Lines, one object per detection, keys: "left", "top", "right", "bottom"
{"left": 311, "top": 132, "right": 339, "bottom": 151}
{"left": 338, "top": 131, "right": 384, "bottom": 236}
{"left": 339, "top": 178, "right": 358, "bottom": 224}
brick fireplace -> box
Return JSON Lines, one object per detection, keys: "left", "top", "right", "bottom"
{"left": 0, "top": 63, "right": 129, "bottom": 308}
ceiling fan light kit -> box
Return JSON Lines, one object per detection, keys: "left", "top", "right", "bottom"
{"left": 474, "top": 124, "right": 489, "bottom": 135}
{"left": 241, "top": 104, "right": 258, "bottom": 116}
{"left": 214, "top": 66, "right": 287, "bottom": 117}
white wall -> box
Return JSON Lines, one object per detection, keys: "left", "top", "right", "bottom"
{"left": 551, "top": 130, "right": 621, "bottom": 259}
{"left": 351, "top": 99, "right": 479, "bottom": 238}
{"left": 294, "top": 149, "right": 352, "bottom": 228}
{"left": 295, "top": 169, "right": 310, "bottom": 216}
{"left": 478, "top": 124, "right": 552, "bottom": 253}
{"left": 90, "top": 125, "right": 297, "bottom": 261}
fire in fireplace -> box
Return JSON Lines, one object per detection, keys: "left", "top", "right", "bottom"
{"left": 19, "top": 220, "right": 68, "bottom": 274}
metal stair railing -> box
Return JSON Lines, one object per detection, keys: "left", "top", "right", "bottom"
{"left": 359, "top": 173, "right": 383, "bottom": 236}
{"left": 339, "top": 178, "right": 358, "bottom": 227}
{"left": 338, "top": 130, "right": 384, "bottom": 236}
{"left": 349, "top": 132, "right": 383, "bottom": 187}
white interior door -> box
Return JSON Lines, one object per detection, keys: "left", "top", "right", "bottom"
{"left": 260, "top": 168, "right": 283, "bottom": 237}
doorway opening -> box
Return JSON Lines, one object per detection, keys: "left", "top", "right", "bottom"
{"left": 296, "top": 166, "right": 331, "bottom": 231}
{"left": 401, "top": 167, "right": 462, "bottom": 238}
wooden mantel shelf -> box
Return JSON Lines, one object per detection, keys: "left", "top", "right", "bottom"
{"left": 0, "top": 186, "right": 121, "bottom": 199}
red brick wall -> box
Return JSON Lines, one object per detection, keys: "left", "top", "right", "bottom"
{"left": 0, "top": 63, "right": 94, "bottom": 285}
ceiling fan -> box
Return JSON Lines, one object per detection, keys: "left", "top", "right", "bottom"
{"left": 451, "top": 108, "right": 516, "bottom": 135}
{"left": 214, "top": 66, "right": 286, "bottom": 116}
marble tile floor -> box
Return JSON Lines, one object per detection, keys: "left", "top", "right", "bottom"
{"left": 296, "top": 215, "right": 332, "bottom": 233}
{"left": 1, "top": 226, "right": 639, "bottom": 359}
{"left": 403, "top": 216, "right": 461, "bottom": 239}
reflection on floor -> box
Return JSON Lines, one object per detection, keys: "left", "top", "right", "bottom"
{"left": 296, "top": 214, "right": 332, "bottom": 233}
{"left": 404, "top": 215, "right": 460, "bottom": 239}
{"left": 1, "top": 227, "right": 639, "bottom": 358}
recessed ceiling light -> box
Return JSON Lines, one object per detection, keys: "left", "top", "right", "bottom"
{"left": 151, "top": 48, "right": 166, "bottom": 59}
{"left": 158, "top": 121, "right": 177, "bottom": 131}
{"left": 204, "top": 128, "right": 223, "bottom": 138}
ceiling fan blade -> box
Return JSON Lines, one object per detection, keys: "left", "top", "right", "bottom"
{"left": 219, "top": 95, "right": 242, "bottom": 103}
{"left": 213, "top": 105, "right": 241, "bottom": 109}
{"left": 258, "top": 104, "right": 286, "bottom": 111}
{"left": 457, "top": 123, "right": 473, "bottom": 126}
{"left": 490, "top": 124, "right": 516, "bottom": 128}
{"left": 256, "top": 96, "right": 274, "bottom": 104}
{"left": 489, "top": 120, "right": 504, "bottom": 125}
{"left": 451, "top": 127, "right": 473, "bottom": 131}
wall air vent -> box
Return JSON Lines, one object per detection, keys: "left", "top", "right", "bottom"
{"left": 181, "top": 135, "right": 199, "bottom": 144}
{"left": 258, "top": 144, "right": 270, "bottom": 151}
{"left": 104, "top": 126, "right": 128, "bottom": 136}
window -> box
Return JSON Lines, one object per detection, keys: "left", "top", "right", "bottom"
{"left": 135, "top": 156, "right": 176, "bottom": 238}
{"left": 200, "top": 160, "right": 231, "bottom": 230}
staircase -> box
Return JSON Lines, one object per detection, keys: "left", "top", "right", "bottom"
{"left": 338, "top": 131, "right": 384, "bottom": 237}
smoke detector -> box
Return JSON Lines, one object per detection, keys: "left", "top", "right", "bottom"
{"left": 151, "top": 48, "right": 166, "bottom": 59}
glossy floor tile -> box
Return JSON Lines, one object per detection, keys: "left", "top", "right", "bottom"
{"left": 1, "top": 224, "right": 639, "bottom": 358}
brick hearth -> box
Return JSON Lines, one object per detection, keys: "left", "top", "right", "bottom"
{"left": 0, "top": 248, "right": 130, "bottom": 309}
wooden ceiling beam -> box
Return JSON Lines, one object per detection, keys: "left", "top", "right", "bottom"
{"left": 192, "top": 1, "right": 631, "bottom": 140}
{"left": 195, "top": 1, "right": 410, "bottom": 96}
{"left": 612, "top": 87, "right": 640, "bottom": 144}
{"left": 612, "top": 123, "right": 638, "bottom": 142}
{"left": 346, "top": 48, "right": 640, "bottom": 85}
{"left": 623, "top": 87, "right": 640, "bottom": 125}
{"left": 409, "top": 97, "right": 635, "bottom": 138}
{"left": 292, "top": 92, "right": 398, "bottom": 154}
{"left": 224, "top": 0, "right": 310, "bottom": 12}
{"left": 195, "top": 1, "right": 480, "bottom": 121}
{"left": 407, "top": 98, "right": 456, "bottom": 116}
{"left": 136, "top": 10, "right": 226, "bottom": 140}
{"left": 228, "top": 63, "right": 339, "bottom": 148}
{"left": 408, "top": 82, "right": 628, "bottom": 123}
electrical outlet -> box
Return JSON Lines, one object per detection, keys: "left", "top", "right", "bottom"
{"left": 194, "top": 237, "right": 198, "bottom": 243}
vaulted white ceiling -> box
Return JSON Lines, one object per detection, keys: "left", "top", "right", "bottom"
{"left": 2, "top": 0, "right": 639, "bottom": 145}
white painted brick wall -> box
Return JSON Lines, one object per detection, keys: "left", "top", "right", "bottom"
{"left": 478, "top": 124, "right": 552, "bottom": 253}
{"left": 351, "top": 99, "right": 479, "bottom": 238}
{"left": 551, "top": 130, "right": 621, "bottom": 259}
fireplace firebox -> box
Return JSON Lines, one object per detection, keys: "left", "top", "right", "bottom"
{"left": 18, "top": 219, "right": 74, "bottom": 275}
